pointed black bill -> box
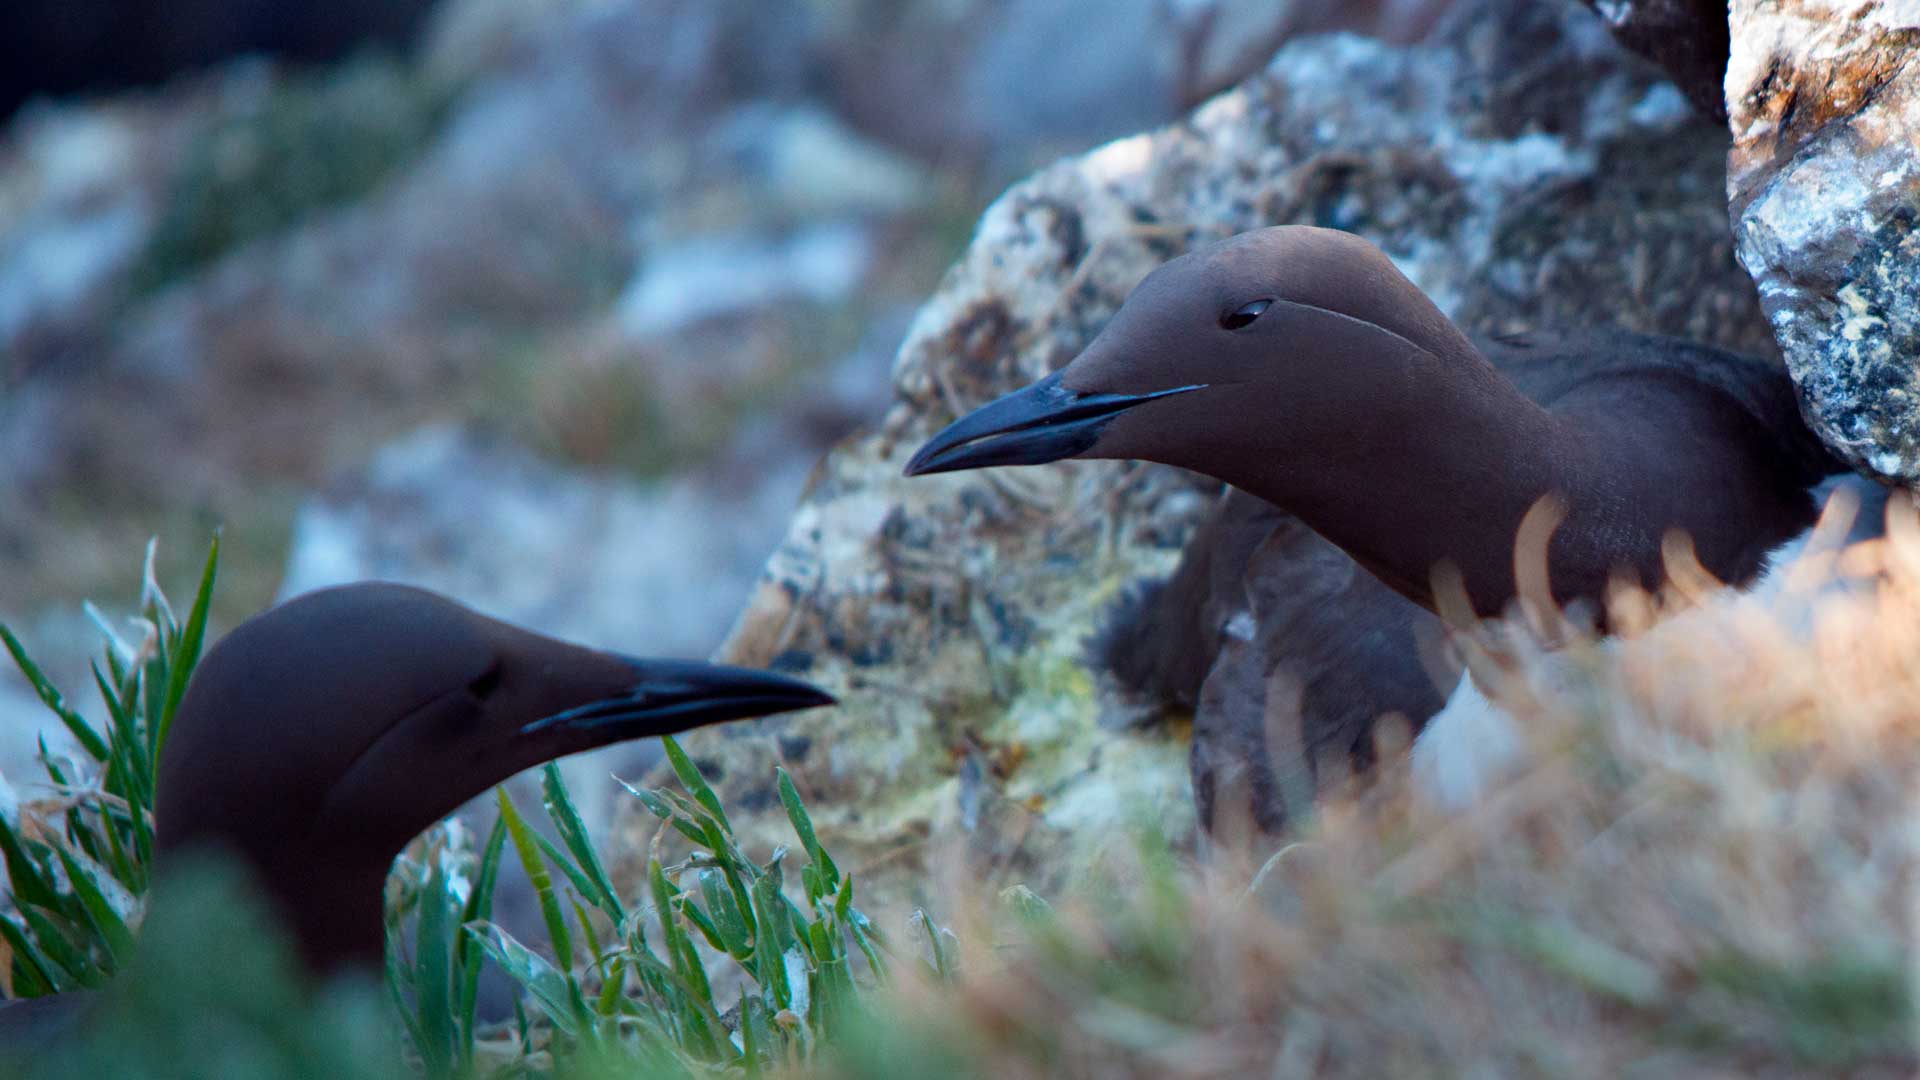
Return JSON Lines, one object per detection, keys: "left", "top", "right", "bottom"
{"left": 521, "top": 659, "right": 834, "bottom": 737}
{"left": 903, "top": 370, "right": 1204, "bottom": 477}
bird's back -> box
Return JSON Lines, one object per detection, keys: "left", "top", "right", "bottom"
{"left": 1098, "top": 327, "right": 1848, "bottom": 837}
{"left": 1480, "top": 329, "right": 1841, "bottom": 489}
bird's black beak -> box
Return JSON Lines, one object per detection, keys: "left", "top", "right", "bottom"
{"left": 903, "top": 370, "right": 1204, "bottom": 477}
{"left": 521, "top": 658, "right": 834, "bottom": 737}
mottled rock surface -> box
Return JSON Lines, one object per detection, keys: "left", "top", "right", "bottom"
{"left": 623, "top": 0, "right": 1776, "bottom": 902}
{"left": 1726, "top": 1, "right": 1920, "bottom": 479}
{"left": 1579, "top": 0, "right": 1732, "bottom": 120}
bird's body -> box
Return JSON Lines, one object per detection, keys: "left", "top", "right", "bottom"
{"left": 1092, "top": 489, "right": 1449, "bottom": 837}
{"left": 1, "top": 583, "right": 832, "bottom": 1047}
{"left": 1098, "top": 328, "right": 1849, "bottom": 834}
{"left": 906, "top": 226, "right": 1850, "bottom": 836}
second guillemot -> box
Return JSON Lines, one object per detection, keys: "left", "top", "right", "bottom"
{"left": 905, "top": 225, "right": 1848, "bottom": 835}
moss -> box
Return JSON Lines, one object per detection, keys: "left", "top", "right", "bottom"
{"left": 1011, "top": 646, "right": 1096, "bottom": 707}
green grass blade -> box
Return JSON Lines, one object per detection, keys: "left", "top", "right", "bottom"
{"left": 618, "top": 777, "right": 677, "bottom": 821}
{"left": 660, "top": 737, "right": 728, "bottom": 828}
{"left": 155, "top": 533, "right": 218, "bottom": 754}
{"left": 620, "top": 777, "right": 715, "bottom": 847}
{"left": 777, "top": 768, "right": 839, "bottom": 894}
{"left": 471, "top": 921, "right": 584, "bottom": 1039}
{"left": 834, "top": 874, "right": 854, "bottom": 923}
{"left": 412, "top": 849, "right": 455, "bottom": 1077}
{"left": 0, "top": 814, "right": 61, "bottom": 911}
{"left": 670, "top": 929, "right": 717, "bottom": 1020}
{"left": 386, "top": 946, "right": 428, "bottom": 1069}
{"left": 914, "top": 909, "right": 954, "bottom": 981}
{"left": 1, "top": 624, "right": 110, "bottom": 763}
{"left": 570, "top": 894, "right": 604, "bottom": 976}
{"left": 38, "top": 737, "right": 70, "bottom": 790}
{"left": 648, "top": 857, "right": 728, "bottom": 1052}
{"left": 540, "top": 763, "right": 625, "bottom": 922}
{"left": 90, "top": 663, "right": 137, "bottom": 799}
{"left": 52, "top": 847, "right": 135, "bottom": 966}
{"left": 140, "top": 646, "right": 167, "bottom": 767}
{"left": 595, "top": 952, "right": 626, "bottom": 1016}
{"left": 97, "top": 803, "right": 133, "bottom": 894}
{"left": 456, "top": 813, "right": 508, "bottom": 1052}
{"left": 532, "top": 831, "right": 610, "bottom": 920}
{"left": 18, "top": 904, "right": 102, "bottom": 989}
{"left": 678, "top": 894, "right": 730, "bottom": 956}
{"left": 700, "top": 870, "right": 753, "bottom": 959}
{"left": 497, "top": 787, "right": 574, "bottom": 971}
{"left": 0, "top": 914, "right": 58, "bottom": 997}
{"left": 740, "top": 996, "right": 775, "bottom": 1073}
{"left": 751, "top": 875, "right": 793, "bottom": 1010}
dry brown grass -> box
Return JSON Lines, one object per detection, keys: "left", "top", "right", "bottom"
{"left": 817, "top": 492, "right": 1919, "bottom": 1078}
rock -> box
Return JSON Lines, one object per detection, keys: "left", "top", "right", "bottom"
{"left": 278, "top": 426, "right": 797, "bottom": 658}
{"left": 1166, "top": 0, "right": 1455, "bottom": 106}
{"left": 618, "top": 224, "right": 874, "bottom": 339}
{"left": 630, "top": 0, "right": 1774, "bottom": 903}
{"left": 962, "top": 1, "right": 1176, "bottom": 146}
{"left": 275, "top": 424, "right": 815, "bottom": 834}
{"left": 2, "top": 0, "right": 969, "bottom": 629}
{"left": 1578, "top": 0, "right": 1732, "bottom": 121}
{"left": 0, "top": 103, "right": 166, "bottom": 379}
{"left": 706, "top": 103, "right": 932, "bottom": 218}
{"left": 1726, "top": 2, "right": 1920, "bottom": 479}
{"left": 819, "top": 0, "right": 1455, "bottom": 167}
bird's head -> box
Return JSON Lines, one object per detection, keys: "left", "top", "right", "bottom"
{"left": 154, "top": 583, "right": 832, "bottom": 968}
{"left": 904, "top": 226, "right": 1467, "bottom": 485}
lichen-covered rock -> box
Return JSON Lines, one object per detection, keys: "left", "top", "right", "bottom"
{"left": 1579, "top": 0, "right": 1732, "bottom": 121}
{"left": 1726, "top": 1, "right": 1920, "bottom": 480}
{"left": 622, "top": 0, "right": 1777, "bottom": 901}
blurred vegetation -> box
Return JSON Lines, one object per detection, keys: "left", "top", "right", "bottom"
{"left": 0, "top": 537, "right": 216, "bottom": 996}
{"left": 13, "top": 855, "right": 405, "bottom": 1080}
{"left": 1, "top": 540, "right": 925, "bottom": 1074}
{"left": 6, "top": 540, "right": 1912, "bottom": 1076}
{"left": 132, "top": 53, "right": 456, "bottom": 293}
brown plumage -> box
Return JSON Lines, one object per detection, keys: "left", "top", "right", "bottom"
{"left": 909, "top": 225, "right": 1848, "bottom": 837}
{"left": 0, "top": 583, "right": 833, "bottom": 1049}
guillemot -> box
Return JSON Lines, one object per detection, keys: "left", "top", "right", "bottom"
{"left": 0, "top": 582, "right": 834, "bottom": 1047}
{"left": 906, "top": 225, "right": 1849, "bottom": 835}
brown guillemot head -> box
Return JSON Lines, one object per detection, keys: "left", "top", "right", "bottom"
{"left": 155, "top": 582, "right": 833, "bottom": 972}
{"left": 904, "top": 226, "right": 1480, "bottom": 482}
{"left": 906, "top": 223, "right": 1842, "bottom": 625}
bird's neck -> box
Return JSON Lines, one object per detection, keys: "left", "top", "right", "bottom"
{"left": 142, "top": 842, "right": 393, "bottom": 982}
{"left": 1211, "top": 339, "right": 1626, "bottom": 619}
{"left": 263, "top": 853, "right": 394, "bottom": 974}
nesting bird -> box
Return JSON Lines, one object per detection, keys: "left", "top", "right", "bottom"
{"left": 0, "top": 583, "right": 833, "bottom": 1046}
{"left": 907, "top": 225, "right": 1847, "bottom": 835}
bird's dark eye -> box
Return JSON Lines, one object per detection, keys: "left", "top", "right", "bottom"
{"left": 1221, "top": 299, "right": 1272, "bottom": 330}
{"left": 467, "top": 662, "right": 503, "bottom": 699}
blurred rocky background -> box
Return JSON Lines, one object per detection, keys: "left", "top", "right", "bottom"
{"left": 0, "top": 0, "right": 1453, "bottom": 800}
{"left": 10, "top": 0, "right": 1913, "bottom": 908}
{"left": 686, "top": 0, "right": 1783, "bottom": 904}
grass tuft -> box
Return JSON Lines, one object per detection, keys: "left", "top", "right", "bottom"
{"left": 0, "top": 535, "right": 218, "bottom": 997}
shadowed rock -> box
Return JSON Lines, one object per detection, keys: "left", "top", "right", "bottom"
{"left": 1726, "top": 1, "right": 1920, "bottom": 480}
